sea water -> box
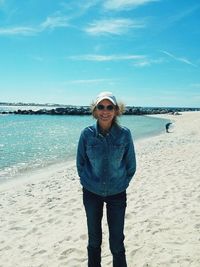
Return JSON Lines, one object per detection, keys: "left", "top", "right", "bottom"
{"left": 0, "top": 113, "right": 169, "bottom": 183}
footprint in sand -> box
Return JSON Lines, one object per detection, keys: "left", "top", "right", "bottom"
{"left": 32, "top": 249, "right": 47, "bottom": 256}
{"left": 80, "top": 234, "right": 87, "bottom": 240}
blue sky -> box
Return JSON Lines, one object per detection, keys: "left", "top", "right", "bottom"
{"left": 0, "top": 0, "right": 200, "bottom": 107}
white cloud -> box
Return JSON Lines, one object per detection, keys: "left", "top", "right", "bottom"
{"left": 0, "top": 15, "right": 69, "bottom": 36}
{"left": 40, "top": 16, "right": 69, "bottom": 30}
{"left": 60, "top": 0, "right": 99, "bottom": 14}
{"left": 77, "top": 0, "right": 101, "bottom": 12}
{"left": 66, "top": 79, "right": 111, "bottom": 84}
{"left": 69, "top": 53, "right": 164, "bottom": 68}
{"left": 133, "top": 60, "right": 151, "bottom": 67}
{"left": 85, "top": 18, "right": 145, "bottom": 35}
{"left": 103, "top": 0, "right": 159, "bottom": 10}
{"left": 161, "top": 50, "right": 197, "bottom": 67}
{"left": 69, "top": 54, "right": 146, "bottom": 61}
{"left": 0, "top": 26, "right": 37, "bottom": 36}
{"left": 133, "top": 57, "right": 164, "bottom": 67}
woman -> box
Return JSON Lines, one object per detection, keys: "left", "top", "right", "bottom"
{"left": 76, "top": 91, "right": 136, "bottom": 267}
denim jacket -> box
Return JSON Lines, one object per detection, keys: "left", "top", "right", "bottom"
{"left": 76, "top": 122, "right": 136, "bottom": 196}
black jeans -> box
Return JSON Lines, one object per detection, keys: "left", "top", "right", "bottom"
{"left": 83, "top": 188, "right": 127, "bottom": 267}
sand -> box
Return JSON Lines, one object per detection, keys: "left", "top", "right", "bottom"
{"left": 0, "top": 111, "right": 200, "bottom": 267}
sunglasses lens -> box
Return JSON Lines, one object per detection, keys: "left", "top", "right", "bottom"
{"left": 107, "top": 105, "right": 114, "bottom": 111}
{"left": 97, "top": 105, "right": 104, "bottom": 110}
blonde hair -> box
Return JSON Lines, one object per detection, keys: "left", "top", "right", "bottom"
{"left": 90, "top": 101, "right": 125, "bottom": 124}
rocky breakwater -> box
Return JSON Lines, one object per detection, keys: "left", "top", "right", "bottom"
{"left": 0, "top": 107, "right": 91, "bottom": 115}
{"left": 0, "top": 106, "right": 200, "bottom": 116}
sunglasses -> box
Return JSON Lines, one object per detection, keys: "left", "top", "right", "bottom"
{"left": 96, "top": 104, "right": 114, "bottom": 111}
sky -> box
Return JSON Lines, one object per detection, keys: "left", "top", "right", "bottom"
{"left": 0, "top": 0, "right": 200, "bottom": 107}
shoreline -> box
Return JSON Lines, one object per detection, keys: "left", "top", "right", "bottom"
{"left": 0, "top": 111, "right": 200, "bottom": 266}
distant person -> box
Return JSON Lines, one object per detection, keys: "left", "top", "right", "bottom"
{"left": 76, "top": 92, "right": 136, "bottom": 267}
{"left": 165, "top": 122, "right": 172, "bottom": 133}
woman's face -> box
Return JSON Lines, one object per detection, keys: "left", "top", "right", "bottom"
{"left": 95, "top": 99, "right": 116, "bottom": 128}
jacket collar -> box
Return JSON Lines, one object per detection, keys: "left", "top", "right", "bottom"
{"left": 94, "top": 121, "right": 121, "bottom": 138}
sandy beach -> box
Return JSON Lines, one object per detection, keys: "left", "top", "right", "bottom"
{"left": 0, "top": 111, "right": 200, "bottom": 267}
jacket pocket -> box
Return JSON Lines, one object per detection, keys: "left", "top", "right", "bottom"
{"left": 111, "top": 144, "right": 125, "bottom": 163}
{"left": 86, "top": 144, "right": 100, "bottom": 167}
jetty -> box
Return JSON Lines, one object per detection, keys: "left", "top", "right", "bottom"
{"left": 0, "top": 105, "right": 200, "bottom": 116}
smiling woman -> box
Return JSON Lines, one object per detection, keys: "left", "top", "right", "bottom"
{"left": 91, "top": 92, "right": 125, "bottom": 127}
{"left": 76, "top": 91, "right": 136, "bottom": 267}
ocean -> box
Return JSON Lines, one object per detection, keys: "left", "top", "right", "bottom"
{"left": 0, "top": 109, "right": 169, "bottom": 183}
